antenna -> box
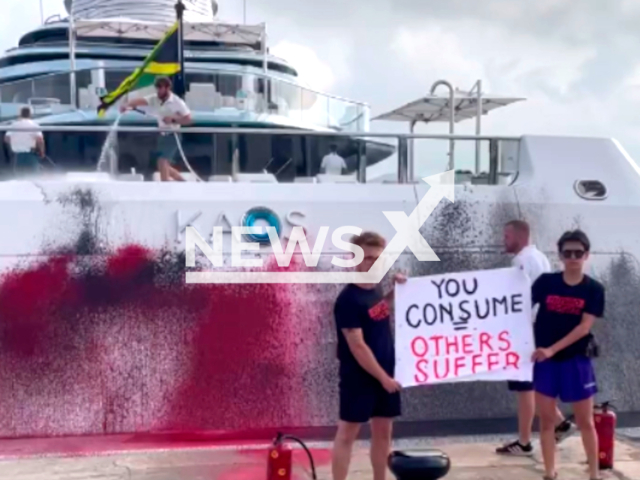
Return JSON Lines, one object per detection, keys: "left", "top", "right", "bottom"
{"left": 39, "top": 0, "right": 44, "bottom": 24}
{"left": 243, "top": 0, "right": 246, "bottom": 24}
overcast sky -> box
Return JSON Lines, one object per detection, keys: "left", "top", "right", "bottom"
{"left": 3, "top": 0, "right": 640, "bottom": 174}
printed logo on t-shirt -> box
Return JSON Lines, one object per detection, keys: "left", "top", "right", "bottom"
{"left": 545, "top": 295, "right": 585, "bottom": 315}
{"left": 368, "top": 300, "right": 390, "bottom": 321}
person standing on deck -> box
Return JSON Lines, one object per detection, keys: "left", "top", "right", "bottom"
{"left": 496, "top": 220, "right": 576, "bottom": 456}
{"left": 332, "top": 231, "right": 406, "bottom": 480}
{"left": 321, "top": 144, "right": 347, "bottom": 175}
{"left": 4, "top": 106, "right": 44, "bottom": 176}
{"left": 120, "top": 76, "right": 191, "bottom": 181}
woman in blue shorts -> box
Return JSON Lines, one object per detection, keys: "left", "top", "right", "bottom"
{"left": 531, "top": 230, "right": 605, "bottom": 480}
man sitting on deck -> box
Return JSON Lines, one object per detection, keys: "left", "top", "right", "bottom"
{"left": 120, "top": 76, "right": 192, "bottom": 182}
{"left": 4, "top": 106, "right": 44, "bottom": 176}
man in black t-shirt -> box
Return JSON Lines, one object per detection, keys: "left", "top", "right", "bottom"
{"left": 531, "top": 230, "right": 605, "bottom": 480}
{"left": 332, "top": 231, "right": 406, "bottom": 480}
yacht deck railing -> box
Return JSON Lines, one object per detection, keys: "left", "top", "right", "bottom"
{"left": 0, "top": 66, "right": 370, "bottom": 132}
{"left": 0, "top": 124, "right": 518, "bottom": 140}
{"left": 0, "top": 125, "right": 521, "bottom": 185}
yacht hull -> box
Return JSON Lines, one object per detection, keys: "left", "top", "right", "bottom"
{"left": 0, "top": 135, "right": 638, "bottom": 438}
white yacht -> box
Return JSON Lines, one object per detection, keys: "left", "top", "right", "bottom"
{"left": 0, "top": 0, "right": 637, "bottom": 443}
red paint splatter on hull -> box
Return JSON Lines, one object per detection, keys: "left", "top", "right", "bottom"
{"left": 0, "top": 245, "right": 317, "bottom": 438}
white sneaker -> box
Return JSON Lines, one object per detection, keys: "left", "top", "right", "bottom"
{"left": 555, "top": 420, "right": 577, "bottom": 444}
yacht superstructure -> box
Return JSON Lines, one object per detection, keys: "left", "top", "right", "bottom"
{"left": 0, "top": 0, "right": 390, "bottom": 180}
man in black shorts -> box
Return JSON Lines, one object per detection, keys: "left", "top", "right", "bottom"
{"left": 332, "top": 231, "right": 406, "bottom": 480}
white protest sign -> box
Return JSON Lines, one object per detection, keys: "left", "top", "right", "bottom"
{"left": 395, "top": 267, "right": 535, "bottom": 387}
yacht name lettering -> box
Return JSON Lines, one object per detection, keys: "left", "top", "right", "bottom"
{"left": 175, "top": 209, "right": 305, "bottom": 244}
{"left": 185, "top": 224, "right": 365, "bottom": 269}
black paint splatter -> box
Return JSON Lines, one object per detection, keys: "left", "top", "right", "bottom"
{"left": 54, "top": 188, "right": 104, "bottom": 256}
{"left": 592, "top": 252, "right": 640, "bottom": 409}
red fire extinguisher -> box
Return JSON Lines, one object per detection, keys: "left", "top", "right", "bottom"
{"left": 267, "top": 433, "right": 293, "bottom": 480}
{"left": 594, "top": 401, "right": 616, "bottom": 470}
{"left": 266, "top": 433, "right": 317, "bottom": 480}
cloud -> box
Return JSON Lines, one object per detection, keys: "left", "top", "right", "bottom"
{"left": 231, "top": 0, "right": 640, "bottom": 170}
{"left": 389, "top": 20, "right": 596, "bottom": 99}
{"left": 0, "top": 0, "right": 66, "bottom": 52}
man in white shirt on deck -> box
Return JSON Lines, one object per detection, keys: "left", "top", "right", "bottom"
{"left": 4, "top": 106, "right": 44, "bottom": 176}
{"left": 496, "top": 220, "right": 576, "bottom": 456}
{"left": 120, "top": 76, "right": 192, "bottom": 181}
{"left": 321, "top": 144, "right": 347, "bottom": 175}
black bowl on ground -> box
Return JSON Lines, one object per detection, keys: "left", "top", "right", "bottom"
{"left": 388, "top": 450, "right": 451, "bottom": 480}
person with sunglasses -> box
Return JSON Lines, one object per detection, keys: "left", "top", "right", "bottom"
{"left": 496, "top": 220, "right": 575, "bottom": 457}
{"left": 531, "top": 230, "right": 605, "bottom": 480}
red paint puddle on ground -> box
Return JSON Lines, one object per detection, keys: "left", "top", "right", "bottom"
{"left": 125, "top": 429, "right": 288, "bottom": 444}
{"left": 219, "top": 465, "right": 267, "bottom": 480}
{"left": 0, "top": 431, "right": 333, "bottom": 472}
{"left": 0, "top": 433, "right": 270, "bottom": 459}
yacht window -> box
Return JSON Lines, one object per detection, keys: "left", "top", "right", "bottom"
{"left": 574, "top": 180, "right": 607, "bottom": 200}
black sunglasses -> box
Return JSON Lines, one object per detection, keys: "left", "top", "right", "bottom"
{"left": 561, "top": 249, "right": 586, "bottom": 259}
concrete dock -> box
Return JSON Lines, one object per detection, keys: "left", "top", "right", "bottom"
{"left": 0, "top": 433, "right": 639, "bottom": 479}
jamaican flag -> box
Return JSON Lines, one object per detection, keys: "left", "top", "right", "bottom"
{"left": 97, "top": 21, "right": 181, "bottom": 116}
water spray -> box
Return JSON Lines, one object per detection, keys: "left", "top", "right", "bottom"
{"left": 126, "top": 108, "right": 203, "bottom": 182}
{"left": 42, "top": 155, "right": 57, "bottom": 167}
{"left": 96, "top": 112, "right": 123, "bottom": 173}
{"left": 171, "top": 127, "right": 203, "bottom": 182}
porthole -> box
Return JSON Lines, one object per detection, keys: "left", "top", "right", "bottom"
{"left": 574, "top": 180, "right": 607, "bottom": 200}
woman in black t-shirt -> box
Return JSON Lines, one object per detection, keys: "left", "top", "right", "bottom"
{"left": 531, "top": 230, "right": 605, "bottom": 480}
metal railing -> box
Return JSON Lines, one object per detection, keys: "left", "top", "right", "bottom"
{"left": 0, "top": 66, "right": 370, "bottom": 132}
{"left": 0, "top": 124, "right": 519, "bottom": 138}
{"left": 0, "top": 124, "right": 521, "bottom": 184}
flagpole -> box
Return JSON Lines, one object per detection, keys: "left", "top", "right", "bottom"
{"left": 68, "top": 13, "right": 77, "bottom": 108}
{"left": 174, "top": 0, "right": 186, "bottom": 98}
{"left": 262, "top": 24, "right": 267, "bottom": 73}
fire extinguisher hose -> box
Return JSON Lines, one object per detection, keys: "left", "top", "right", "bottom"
{"left": 277, "top": 433, "right": 318, "bottom": 480}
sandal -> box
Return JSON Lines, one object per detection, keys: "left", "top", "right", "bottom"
{"left": 543, "top": 474, "right": 557, "bottom": 480}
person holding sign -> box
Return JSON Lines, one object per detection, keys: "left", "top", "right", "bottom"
{"left": 496, "top": 220, "right": 576, "bottom": 456}
{"left": 331, "top": 232, "right": 406, "bottom": 480}
{"left": 531, "top": 230, "right": 605, "bottom": 480}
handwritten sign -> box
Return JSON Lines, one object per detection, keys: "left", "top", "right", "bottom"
{"left": 395, "top": 267, "right": 535, "bottom": 387}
